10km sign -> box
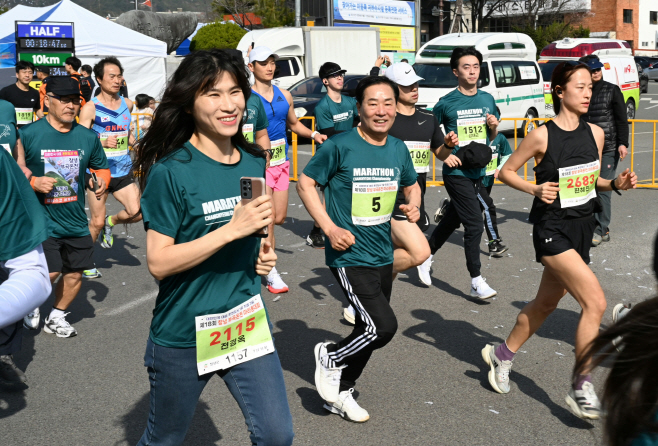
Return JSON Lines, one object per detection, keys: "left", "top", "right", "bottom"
{"left": 18, "top": 52, "right": 72, "bottom": 66}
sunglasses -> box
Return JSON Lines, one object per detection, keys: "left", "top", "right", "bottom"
{"left": 329, "top": 72, "right": 345, "bottom": 79}
{"left": 48, "top": 94, "right": 82, "bottom": 105}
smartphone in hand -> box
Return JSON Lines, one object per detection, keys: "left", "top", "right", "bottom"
{"left": 91, "top": 172, "right": 101, "bottom": 201}
{"left": 240, "top": 177, "right": 268, "bottom": 238}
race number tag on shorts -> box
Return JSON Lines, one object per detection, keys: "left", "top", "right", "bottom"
{"left": 405, "top": 141, "right": 431, "bottom": 173}
{"left": 243, "top": 124, "right": 254, "bottom": 143}
{"left": 351, "top": 181, "right": 398, "bottom": 226}
{"left": 558, "top": 160, "right": 599, "bottom": 208}
{"left": 485, "top": 146, "right": 499, "bottom": 176}
{"left": 43, "top": 150, "right": 79, "bottom": 204}
{"left": 195, "top": 294, "right": 274, "bottom": 376}
{"left": 16, "top": 108, "right": 34, "bottom": 125}
{"left": 100, "top": 131, "right": 129, "bottom": 157}
{"left": 456, "top": 117, "right": 486, "bottom": 145}
{"left": 269, "top": 138, "right": 286, "bottom": 167}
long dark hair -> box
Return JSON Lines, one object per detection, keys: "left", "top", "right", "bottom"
{"left": 133, "top": 49, "right": 265, "bottom": 192}
{"left": 550, "top": 61, "right": 591, "bottom": 115}
{"left": 574, "top": 233, "right": 658, "bottom": 446}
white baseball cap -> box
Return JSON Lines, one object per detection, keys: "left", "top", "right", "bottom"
{"left": 249, "top": 46, "right": 279, "bottom": 63}
{"left": 384, "top": 62, "right": 424, "bottom": 86}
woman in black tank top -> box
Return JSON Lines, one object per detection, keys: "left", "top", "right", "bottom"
{"left": 480, "top": 62, "right": 637, "bottom": 420}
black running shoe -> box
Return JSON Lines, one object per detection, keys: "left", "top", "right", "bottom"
{"left": 306, "top": 232, "right": 325, "bottom": 249}
{"left": 488, "top": 239, "right": 508, "bottom": 257}
{"left": 434, "top": 198, "right": 450, "bottom": 223}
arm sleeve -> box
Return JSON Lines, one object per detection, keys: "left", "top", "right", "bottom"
{"left": 302, "top": 139, "right": 339, "bottom": 187}
{"left": 141, "top": 164, "right": 184, "bottom": 238}
{"left": 369, "top": 66, "right": 380, "bottom": 76}
{"left": 399, "top": 141, "right": 418, "bottom": 187}
{"left": 255, "top": 98, "right": 269, "bottom": 132}
{"left": 315, "top": 102, "right": 335, "bottom": 131}
{"left": 430, "top": 116, "right": 445, "bottom": 149}
{"left": 611, "top": 86, "right": 629, "bottom": 148}
{"left": 88, "top": 137, "right": 109, "bottom": 170}
{"left": 0, "top": 246, "right": 51, "bottom": 330}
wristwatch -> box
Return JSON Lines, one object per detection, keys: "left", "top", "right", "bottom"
{"left": 311, "top": 131, "right": 318, "bottom": 139}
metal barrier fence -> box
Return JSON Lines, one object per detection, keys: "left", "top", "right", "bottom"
{"left": 286, "top": 116, "right": 658, "bottom": 189}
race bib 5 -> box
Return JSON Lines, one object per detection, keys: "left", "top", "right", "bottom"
{"left": 351, "top": 181, "right": 398, "bottom": 226}
{"left": 558, "top": 160, "right": 599, "bottom": 208}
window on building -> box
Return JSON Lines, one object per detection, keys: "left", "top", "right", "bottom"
{"left": 643, "top": 42, "right": 649, "bottom": 47}
{"left": 651, "top": 11, "right": 658, "bottom": 25}
{"left": 623, "top": 9, "right": 633, "bottom": 23}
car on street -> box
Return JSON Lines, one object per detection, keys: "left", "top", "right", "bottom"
{"left": 635, "top": 56, "right": 658, "bottom": 70}
{"left": 645, "top": 62, "right": 658, "bottom": 82}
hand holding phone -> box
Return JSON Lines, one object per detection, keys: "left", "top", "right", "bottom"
{"left": 238, "top": 177, "right": 269, "bottom": 238}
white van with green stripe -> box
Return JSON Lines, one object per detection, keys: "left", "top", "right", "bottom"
{"left": 414, "top": 33, "right": 545, "bottom": 133}
{"left": 538, "top": 38, "right": 640, "bottom": 119}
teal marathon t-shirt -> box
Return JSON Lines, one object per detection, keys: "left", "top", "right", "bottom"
{"left": 141, "top": 142, "right": 267, "bottom": 348}
{"left": 0, "top": 99, "right": 18, "bottom": 155}
{"left": 21, "top": 118, "right": 108, "bottom": 239}
{"left": 0, "top": 148, "right": 48, "bottom": 261}
{"left": 243, "top": 94, "right": 269, "bottom": 144}
{"left": 315, "top": 94, "right": 359, "bottom": 133}
{"left": 481, "top": 133, "right": 513, "bottom": 188}
{"left": 303, "top": 128, "right": 417, "bottom": 268}
{"left": 433, "top": 89, "right": 499, "bottom": 179}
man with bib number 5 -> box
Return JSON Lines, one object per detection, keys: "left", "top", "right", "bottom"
{"left": 79, "top": 57, "right": 140, "bottom": 279}
{"left": 428, "top": 46, "right": 500, "bottom": 300}
{"left": 298, "top": 76, "right": 420, "bottom": 423}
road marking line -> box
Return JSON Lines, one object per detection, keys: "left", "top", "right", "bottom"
{"left": 104, "top": 290, "right": 158, "bottom": 316}
{"left": 287, "top": 242, "right": 307, "bottom": 248}
{"left": 298, "top": 151, "right": 313, "bottom": 155}
{"left": 644, "top": 104, "right": 658, "bottom": 110}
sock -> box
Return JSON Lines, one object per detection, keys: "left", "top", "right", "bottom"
{"left": 310, "top": 225, "right": 322, "bottom": 235}
{"left": 471, "top": 275, "right": 483, "bottom": 286}
{"left": 107, "top": 215, "right": 114, "bottom": 227}
{"left": 48, "top": 307, "right": 65, "bottom": 321}
{"left": 495, "top": 342, "right": 516, "bottom": 362}
{"left": 575, "top": 374, "right": 591, "bottom": 390}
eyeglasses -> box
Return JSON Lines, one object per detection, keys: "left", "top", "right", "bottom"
{"left": 329, "top": 72, "right": 345, "bottom": 79}
{"left": 47, "top": 94, "right": 82, "bottom": 105}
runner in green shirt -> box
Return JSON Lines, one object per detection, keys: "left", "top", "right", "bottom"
{"left": 20, "top": 76, "right": 109, "bottom": 338}
{"left": 244, "top": 93, "right": 270, "bottom": 148}
{"left": 132, "top": 50, "right": 292, "bottom": 446}
{"left": 298, "top": 76, "right": 419, "bottom": 423}
{"left": 306, "top": 62, "right": 360, "bottom": 249}
{"left": 428, "top": 46, "right": 501, "bottom": 300}
{"left": 0, "top": 99, "right": 31, "bottom": 178}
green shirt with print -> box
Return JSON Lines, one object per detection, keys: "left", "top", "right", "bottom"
{"left": 20, "top": 118, "right": 109, "bottom": 239}
{"left": 0, "top": 148, "right": 48, "bottom": 261}
{"left": 315, "top": 94, "right": 358, "bottom": 133}
{"left": 141, "top": 142, "right": 267, "bottom": 348}
{"left": 303, "top": 128, "right": 417, "bottom": 268}
{"left": 0, "top": 99, "right": 18, "bottom": 156}
{"left": 481, "top": 133, "right": 513, "bottom": 188}
{"left": 243, "top": 94, "right": 269, "bottom": 143}
{"left": 433, "top": 88, "right": 499, "bottom": 179}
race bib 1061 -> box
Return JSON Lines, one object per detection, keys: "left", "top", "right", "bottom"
{"left": 44, "top": 150, "right": 79, "bottom": 204}
{"left": 351, "top": 180, "right": 398, "bottom": 226}
{"left": 457, "top": 116, "right": 486, "bottom": 145}
{"left": 195, "top": 294, "right": 274, "bottom": 376}
{"left": 558, "top": 160, "right": 599, "bottom": 208}
{"left": 100, "top": 131, "right": 129, "bottom": 157}
{"left": 405, "top": 141, "right": 431, "bottom": 173}
{"left": 269, "top": 138, "right": 286, "bottom": 167}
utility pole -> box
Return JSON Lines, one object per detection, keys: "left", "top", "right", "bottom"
{"left": 439, "top": 0, "right": 444, "bottom": 35}
{"left": 295, "top": 0, "right": 301, "bottom": 27}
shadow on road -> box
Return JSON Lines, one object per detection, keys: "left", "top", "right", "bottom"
{"left": 510, "top": 301, "right": 580, "bottom": 347}
{"left": 94, "top": 237, "right": 141, "bottom": 270}
{"left": 114, "top": 392, "right": 222, "bottom": 445}
{"left": 404, "top": 309, "right": 593, "bottom": 430}
{"left": 298, "top": 268, "right": 347, "bottom": 303}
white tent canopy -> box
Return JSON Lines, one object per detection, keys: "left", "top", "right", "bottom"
{"left": 0, "top": 0, "right": 167, "bottom": 98}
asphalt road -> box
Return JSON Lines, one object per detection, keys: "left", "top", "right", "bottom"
{"left": 2, "top": 85, "right": 658, "bottom": 446}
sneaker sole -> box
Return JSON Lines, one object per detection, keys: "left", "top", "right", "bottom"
{"left": 267, "top": 285, "right": 289, "bottom": 294}
{"left": 490, "top": 247, "right": 509, "bottom": 257}
{"left": 314, "top": 343, "right": 337, "bottom": 404}
{"left": 612, "top": 303, "right": 625, "bottom": 324}
{"left": 417, "top": 267, "right": 432, "bottom": 286}
{"left": 343, "top": 308, "right": 355, "bottom": 325}
{"left": 565, "top": 394, "right": 600, "bottom": 420}
{"left": 471, "top": 289, "right": 497, "bottom": 300}
{"left": 591, "top": 239, "right": 601, "bottom": 247}
{"left": 323, "top": 403, "right": 369, "bottom": 423}
{"left": 306, "top": 236, "right": 325, "bottom": 249}
{"left": 481, "top": 345, "right": 508, "bottom": 394}
{"left": 22, "top": 322, "right": 39, "bottom": 330}
{"left": 43, "top": 326, "right": 77, "bottom": 338}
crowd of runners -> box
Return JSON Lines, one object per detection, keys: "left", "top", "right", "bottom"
{"left": 1, "top": 44, "right": 656, "bottom": 446}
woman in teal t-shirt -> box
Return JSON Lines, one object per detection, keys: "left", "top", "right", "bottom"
{"left": 133, "top": 50, "right": 293, "bottom": 446}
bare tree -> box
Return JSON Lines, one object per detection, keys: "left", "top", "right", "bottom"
{"left": 212, "top": 0, "right": 258, "bottom": 30}
{"left": 486, "top": 0, "right": 589, "bottom": 30}
{"left": 469, "top": 0, "right": 512, "bottom": 32}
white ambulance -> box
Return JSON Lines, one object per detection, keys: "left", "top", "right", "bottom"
{"left": 537, "top": 38, "right": 640, "bottom": 119}
{"left": 414, "top": 32, "right": 545, "bottom": 132}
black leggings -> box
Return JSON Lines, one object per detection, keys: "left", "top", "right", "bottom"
{"left": 328, "top": 264, "right": 396, "bottom": 392}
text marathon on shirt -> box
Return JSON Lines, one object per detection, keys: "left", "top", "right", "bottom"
{"left": 333, "top": 111, "right": 353, "bottom": 123}
{"left": 353, "top": 167, "right": 399, "bottom": 181}
{"left": 202, "top": 195, "right": 241, "bottom": 224}
{"left": 457, "top": 108, "right": 490, "bottom": 117}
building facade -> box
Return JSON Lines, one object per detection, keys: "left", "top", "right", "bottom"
{"left": 637, "top": 0, "right": 658, "bottom": 53}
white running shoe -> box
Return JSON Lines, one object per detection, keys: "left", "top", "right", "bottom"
{"left": 314, "top": 342, "right": 344, "bottom": 404}
{"left": 612, "top": 303, "right": 631, "bottom": 324}
{"left": 417, "top": 254, "right": 433, "bottom": 286}
{"left": 343, "top": 305, "right": 356, "bottom": 325}
{"left": 470, "top": 277, "right": 497, "bottom": 300}
{"left": 267, "top": 267, "right": 289, "bottom": 294}
{"left": 324, "top": 388, "right": 370, "bottom": 422}
{"left": 43, "top": 313, "right": 77, "bottom": 338}
{"left": 565, "top": 381, "right": 601, "bottom": 420}
{"left": 481, "top": 344, "right": 512, "bottom": 394}
{"left": 23, "top": 308, "right": 40, "bottom": 330}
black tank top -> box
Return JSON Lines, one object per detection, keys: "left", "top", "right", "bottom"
{"left": 529, "top": 119, "right": 601, "bottom": 223}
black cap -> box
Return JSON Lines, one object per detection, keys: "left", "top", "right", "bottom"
{"left": 319, "top": 62, "right": 346, "bottom": 80}
{"left": 46, "top": 76, "right": 81, "bottom": 96}
{"left": 37, "top": 66, "right": 50, "bottom": 74}
{"left": 453, "top": 142, "right": 493, "bottom": 169}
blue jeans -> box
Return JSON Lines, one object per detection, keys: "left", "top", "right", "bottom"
{"left": 137, "top": 337, "right": 294, "bottom": 446}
